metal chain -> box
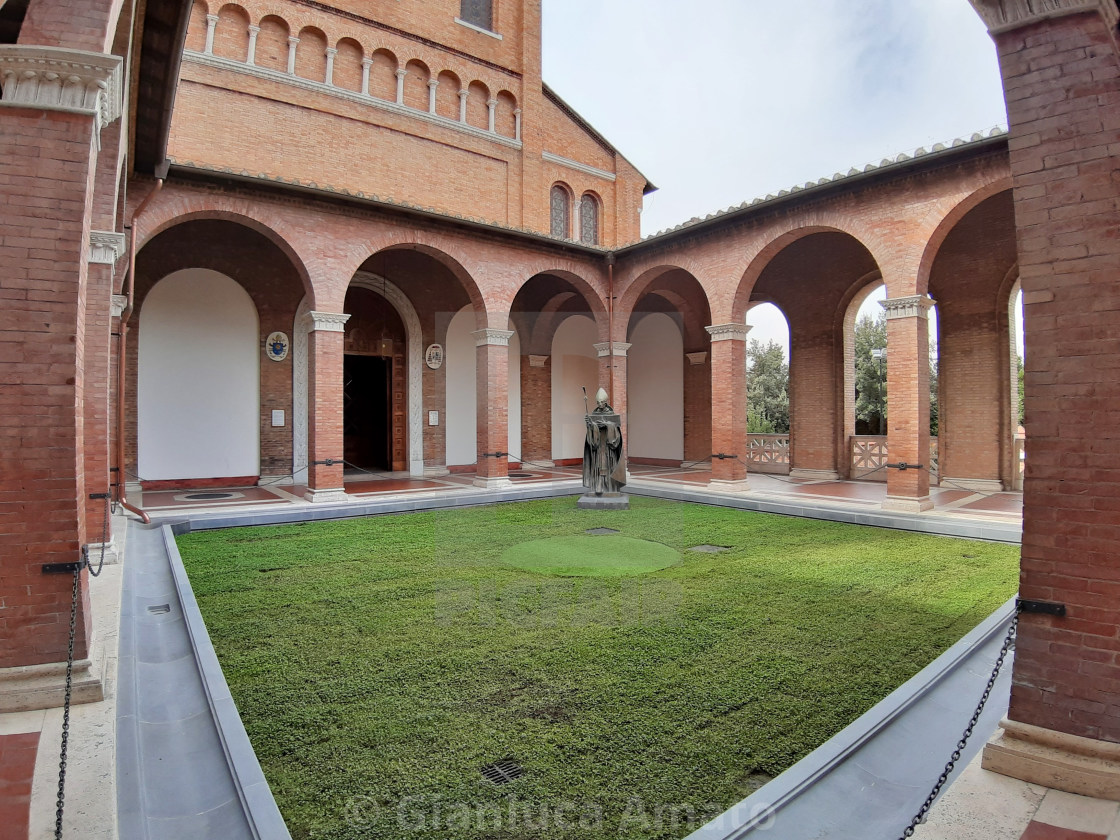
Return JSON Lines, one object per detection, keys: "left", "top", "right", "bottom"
{"left": 54, "top": 564, "right": 81, "bottom": 839}
{"left": 898, "top": 612, "right": 1019, "bottom": 838}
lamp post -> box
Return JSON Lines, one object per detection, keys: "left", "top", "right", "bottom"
{"left": 871, "top": 346, "right": 886, "bottom": 435}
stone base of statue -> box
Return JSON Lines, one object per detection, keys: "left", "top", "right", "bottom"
{"left": 577, "top": 492, "right": 630, "bottom": 510}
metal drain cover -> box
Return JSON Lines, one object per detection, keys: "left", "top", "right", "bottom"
{"left": 147, "top": 604, "right": 171, "bottom": 614}
{"left": 508, "top": 471, "right": 535, "bottom": 478}
{"left": 689, "top": 544, "right": 730, "bottom": 553}
{"left": 183, "top": 492, "right": 236, "bottom": 501}
{"left": 585, "top": 528, "right": 620, "bottom": 535}
{"left": 480, "top": 759, "right": 524, "bottom": 785}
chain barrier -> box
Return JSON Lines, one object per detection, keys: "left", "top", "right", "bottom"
{"left": 54, "top": 493, "right": 111, "bottom": 839}
{"left": 897, "top": 609, "right": 1019, "bottom": 839}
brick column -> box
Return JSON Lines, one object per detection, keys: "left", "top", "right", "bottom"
{"left": 706, "top": 324, "right": 750, "bottom": 490}
{"left": 520, "top": 355, "right": 552, "bottom": 466}
{"left": 0, "top": 44, "right": 123, "bottom": 708}
{"left": 304, "top": 311, "right": 349, "bottom": 503}
{"left": 473, "top": 328, "right": 514, "bottom": 489}
{"left": 881, "top": 295, "right": 934, "bottom": 512}
{"left": 594, "top": 341, "right": 630, "bottom": 446}
{"left": 966, "top": 0, "right": 1120, "bottom": 794}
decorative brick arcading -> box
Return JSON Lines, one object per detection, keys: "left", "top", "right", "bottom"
{"left": 593, "top": 342, "right": 632, "bottom": 357}
{"left": 473, "top": 328, "right": 514, "bottom": 347}
{"left": 88, "top": 231, "right": 126, "bottom": 265}
{"left": 0, "top": 46, "right": 123, "bottom": 138}
{"left": 306, "top": 311, "right": 351, "bottom": 332}
{"left": 705, "top": 323, "right": 752, "bottom": 342}
{"left": 967, "top": 0, "right": 1118, "bottom": 33}
{"left": 880, "top": 295, "right": 935, "bottom": 320}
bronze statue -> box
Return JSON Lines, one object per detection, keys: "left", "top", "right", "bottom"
{"left": 582, "top": 387, "right": 627, "bottom": 496}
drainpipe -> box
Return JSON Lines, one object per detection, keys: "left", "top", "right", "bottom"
{"left": 607, "top": 254, "right": 615, "bottom": 406}
{"left": 115, "top": 179, "right": 163, "bottom": 525}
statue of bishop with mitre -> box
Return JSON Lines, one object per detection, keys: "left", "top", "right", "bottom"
{"left": 581, "top": 387, "right": 627, "bottom": 503}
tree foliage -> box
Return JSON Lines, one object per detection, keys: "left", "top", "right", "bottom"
{"left": 854, "top": 313, "right": 887, "bottom": 434}
{"left": 746, "top": 339, "right": 789, "bottom": 434}
{"left": 1017, "top": 354, "right": 1024, "bottom": 427}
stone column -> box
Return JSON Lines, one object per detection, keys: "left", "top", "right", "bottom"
{"left": 705, "top": 324, "right": 750, "bottom": 490}
{"left": 473, "top": 328, "right": 514, "bottom": 489}
{"left": 966, "top": 0, "right": 1120, "bottom": 795}
{"left": 395, "top": 68, "right": 407, "bottom": 105}
{"left": 304, "top": 311, "right": 350, "bottom": 503}
{"left": 487, "top": 97, "right": 497, "bottom": 132}
{"left": 360, "top": 56, "right": 372, "bottom": 95}
{"left": 594, "top": 341, "right": 631, "bottom": 446}
{"left": 514, "top": 108, "right": 522, "bottom": 141}
{"left": 324, "top": 47, "right": 337, "bottom": 85}
{"left": 458, "top": 88, "right": 468, "bottom": 122}
{"left": 286, "top": 36, "right": 299, "bottom": 75}
{"left": 427, "top": 77, "right": 438, "bottom": 113}
{"left": 204, "top": 13, "right": 219, "bottom": 54}
{"left": 246, "top": 25, "right": 259, "bottom": 65}
{"left": 520, "top": 355, "right": 552, "bottom": 467}
{"left": 880, "top": 295, "right": 934, "bottom": 512}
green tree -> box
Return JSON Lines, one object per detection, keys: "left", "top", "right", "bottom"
{"left": 929, "top": 356, "right": 939, "bottom": 437}
{"left": 746, "top": 339, "right": 790, "bottom": 433}
{"left": 854, "top": 313, "right": 887, "bottom": 434}
{"left": 1017, "top": 354, "right": 1024, "bottom": 427}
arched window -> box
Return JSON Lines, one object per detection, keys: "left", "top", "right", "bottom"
{"left": 460, "top": 0, "right": 493, "bottom": 31}
{"left": 550, "top": 185, "right": 571, "bottom": 238}
{"left": 580, "top": 193, "right": 599, "bottom": 245}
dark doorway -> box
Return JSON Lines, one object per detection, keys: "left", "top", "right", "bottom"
{"left": 343, "top": 354, "right": 392, "bottom": 471}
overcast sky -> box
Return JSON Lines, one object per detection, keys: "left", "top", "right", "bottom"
{"left": 540, "top": 0, "right": 1011, "bottom": 352}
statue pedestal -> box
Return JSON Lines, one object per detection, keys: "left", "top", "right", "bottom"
{"left": 577, "top": 493, "right": 630, "bottom": 510}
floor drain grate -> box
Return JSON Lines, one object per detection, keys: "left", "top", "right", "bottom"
{"left": 480, "top": 759, "right": 524, "bottom": 785}
{"left": 689, "top": 544, "right": 730, "bottom": 553}
{"left": 183, "top": 492, "right": 236, "bottom": 501}
{"left": 585, "top": 527, "right": 620, "bottom": 535}
{"left": 147, "top": 604, "right": 171, "bottom": 614}
{"left": 508, "top": 472, "right": 535, "bottom": 478}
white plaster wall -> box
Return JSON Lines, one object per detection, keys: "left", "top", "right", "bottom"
{"left": 445, "top": 307, "right": 477, "bottom": 466}
{"left": 444, "top": 306, "right": 521, "bottom": 466}
{"left": 550, "top": 315, "right": 599, "bottom": 460}
{"left": 138, "top": 268, "right": 260, "bottom": 480}
{"left": 628, "top": 312, "right": 684, "bottom": 460}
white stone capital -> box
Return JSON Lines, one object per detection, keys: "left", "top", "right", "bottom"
{"left": 205, "top": 13, "right": 220, "bottom": 22}
{"left": 968, "top": 0, "right": 1117, "bottom": 33}
{"left": 427, "top": 78, "right": 439, "bottom": 88}
{"left": 880, "top": 295, "right": 935, "bottom": 320}
{"left": 247, "top": 25, "right": 260, "bottom": 34}
{"left": 287, "top": 36, "right": 300, "bottom": 45}
{"left": 528, "top": 355, "right": 549, "bottom": 368}
{"left": 593, "top": 342, "right": 632, "bottom": 358}
{"left": 473, "top": 328, "right": 515, "bottom": 347}
{"left": 325, "top": 47, "right": 338, "bottom": 56}
{"left": 705, "top": 323, "right": 752, "bottom": 342}
{"left": 111, "top": 294, "right": 127, "bottom": 318}
{"left": 89, "top": 230, "right": 126, "bottom": 265}
{"left": 361, "top": 56, "right": 373, "bottom": 66}
{"left": 686, "top": 352, "right": 709, "bottom": 366}
{"left": 306, "top": 311, "right": 351, "bottom": 332}
{"left": 395, "top": 68, "right": 408, "bottom": 79}
{"left": 0, "top": 46, "right": 123, "bottom": 136}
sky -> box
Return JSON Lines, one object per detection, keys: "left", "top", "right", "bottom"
{"left": 539, "top": 0, "right": 1013, "bottom": 354}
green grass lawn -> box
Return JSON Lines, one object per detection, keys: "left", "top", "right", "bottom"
{"left": 177, "top": 497, "right": 1018, "bottom": 840}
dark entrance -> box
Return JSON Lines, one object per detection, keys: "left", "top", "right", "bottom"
{"left": 343, "top": 354, "right": 392, "bottom": 471}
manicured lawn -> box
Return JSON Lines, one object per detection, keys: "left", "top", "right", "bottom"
{"left": 177, "top": 497, "right": 1018, "bottom": 840}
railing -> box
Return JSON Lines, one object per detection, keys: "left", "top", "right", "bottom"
{"left": 849, "top": 436, "right": 939, "bottom": 483}
{"left": 746, "top": 434, "right": 790, "bottom": 474}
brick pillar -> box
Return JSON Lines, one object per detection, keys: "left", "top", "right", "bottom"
{"left": 706, "top": 324, "right": 750, "bottom": 490}
{"left": 520, "top": 355, "right": 552, "bottom": 466}
{"left": 881, "top": 295, "right": 934, "bottom": 512}
{"left": 473, "top": 328, "right": 513, "bottom": 489}
{"left": 594, "top": 341, "right": 630, "bottom": 448}
{"left": 683, "top": 351, "right": 713, "bottom": 465}
{"left": 304, "top": 311, "right": 349, "bottom": 503}
{"left": 965, "top": 0, "right": 1120, "bottom": 793}
{"left": 0, "top": 43, "right": 122, "bottom": 708}
{"left": 789, "top": 325, "right": 842, "bottom": 480}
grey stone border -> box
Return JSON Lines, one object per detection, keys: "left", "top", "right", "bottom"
{"left": 161, "top": 526, "right": 293, "bottom": 839}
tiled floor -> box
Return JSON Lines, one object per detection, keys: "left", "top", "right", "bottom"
{"left": 0, "top": 731, "right": 39, "bottom": 840}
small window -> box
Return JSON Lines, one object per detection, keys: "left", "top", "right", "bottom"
{"left": 550, "top": 185, "right": 571, "bottom": 238}
{"left": 580, "top": 194, "right": 599, "bottom": 245}
{"left": 460, "top": 0, "right": 493, "bottom": 31}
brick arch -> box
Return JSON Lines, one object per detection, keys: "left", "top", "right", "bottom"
{"left": 295, "top": 25, "right": 328, "bottom": 81}
{"left": 254, "top": 14, "right": 289, "bottom": 72}
{"left": 916, "top": 177, "right": 1014, "bottom": 297}
{"left": 363, "top": 242, "right": 487, "bottom": 328}
{"left": 495, "top": 89, "right": 518, "bottom": 138}
{"left": 136, "top": 205, "right": 315, "bottom": 304}
{"left": 403, "top": 59, "right": 431, "bottom": 110}
{"left": 185, "top": 0, "right": 209, "bottom": 52}
{"left": 213, "top": 4, "right": 250, "bottom": 61}
{"left": 436, "top": 69, "right": 462, "bottom": 119}
{"left": 333, "top": 37, "right": 364, "bottom": 91}
{"left": 616, "top": 264, "right": 714, "bottom": 340}
{"left": 466, "top": 79, "right": 490, "bottom": 129}
{"left": 508, "top": 270, "right": 609, "bottom": 353}
{"left": 368, "top": 47, "right": 398, "bottom": 100}
{"left": 731, "top": 224, "right": 882, "bottom": 324}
